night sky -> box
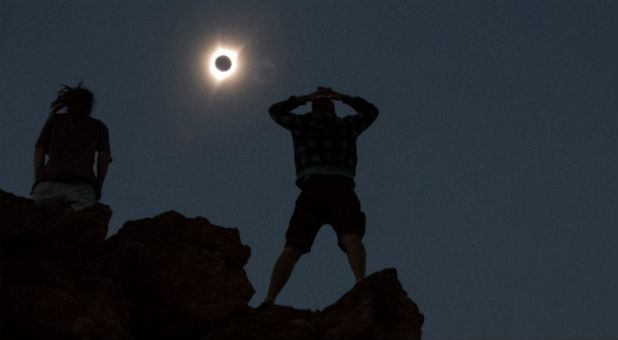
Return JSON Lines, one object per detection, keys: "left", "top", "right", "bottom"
{"left": 1, "top": 1, "right": 616, "bottom": 339}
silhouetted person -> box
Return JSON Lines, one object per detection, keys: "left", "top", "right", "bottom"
{"left": 31, "top": 83, "right": 112, "bottom": 211}
{"left": 261, "top": 87, "right": 379, "bottom": 308}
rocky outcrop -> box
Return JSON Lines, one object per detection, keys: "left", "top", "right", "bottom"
{"left": 103, "top": 210, "right": 254, "bottom": 339}
{"left": 203, "top": 268, "right": 424, "bottom": 340}
{"left": 0, "top": 189, "right": 424, "bottom": 339}
{"left": 0, "top": 189, "right": 130, "bottom": 340}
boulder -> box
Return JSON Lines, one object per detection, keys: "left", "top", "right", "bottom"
{"left": 0, "top": 189, "right": 131, "bottom": 340}
{"left": 203, "top": 269, "right": 424, "bottom": 340}
{"left": 0, "top": 189, "right": 423, "bottom": 339}
{"left": 103, "top": 211, "right": 254, "bottom": 338}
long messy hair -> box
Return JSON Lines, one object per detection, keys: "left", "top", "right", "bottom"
{"left": 49, "top": 82, "right": 95, "bottom": 117}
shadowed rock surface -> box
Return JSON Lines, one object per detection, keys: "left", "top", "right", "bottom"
{"left": 103, "top": 210, "right": 254, "bottom": 339}
{"left": 0, "top": 189, "right": 130, "bottom": 340}
{"left": 0, "top": 189, "right": 424, "bottom": 339}
{"left": 203, "top": 269, "right": 424, "bottom": 340}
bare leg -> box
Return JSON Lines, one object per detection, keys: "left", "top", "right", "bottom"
{"left": 340, "top": 234, "right": 366, "bottom": 282}
{"left": 264, "top": 246, "right": 303, "bottom": 303}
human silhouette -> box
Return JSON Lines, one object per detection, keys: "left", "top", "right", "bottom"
{"left": 260, "top": 87, "right": 379, "bottom": 308}
{"left": 31, "top": 82, "right": 112, "bottom": 211}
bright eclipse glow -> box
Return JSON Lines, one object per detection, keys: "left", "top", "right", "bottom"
{"left": 209, "top": 48, "right": 238, "bottom": 81}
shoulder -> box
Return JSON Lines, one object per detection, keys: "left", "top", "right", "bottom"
{"left": 86, "top": 117, "right": 109, "bottom": 130}
{"left": 42, "top": 113, "right": 66, "bottom": 128}
{"left": 47, "top": 113, "right": 67, "bottom": 123}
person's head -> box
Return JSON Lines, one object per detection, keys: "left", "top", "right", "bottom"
{"left": 49, "top": 82, "right": 95, "bottom": 118}
{"left": 311, "top": 96, "right": 335, "bottom": 117}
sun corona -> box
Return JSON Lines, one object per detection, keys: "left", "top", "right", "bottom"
{"left": 209, "top": 48, "right": 238, "bottom": 81}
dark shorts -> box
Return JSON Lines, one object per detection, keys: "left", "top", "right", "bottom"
{"left": 285, "top": 175, "right": 366, "bottom": 254}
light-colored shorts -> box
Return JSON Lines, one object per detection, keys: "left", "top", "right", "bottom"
{"left": 31, "top": 181, "right": 96, "bottom": 211}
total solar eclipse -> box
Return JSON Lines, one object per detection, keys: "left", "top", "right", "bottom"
{"left": 215, "top": 55, "right": 232, "bottom": 71}
{"left": 209, "top": 48, "right": 238, "bottom": 81}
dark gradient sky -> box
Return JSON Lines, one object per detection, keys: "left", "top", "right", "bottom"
{"left": 1, "top": 1, "right": 616, "bottom": 339}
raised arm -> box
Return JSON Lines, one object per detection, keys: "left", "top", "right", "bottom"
{"left": 313, "top": 88, "right": 379, "bottom": 132}
{"left": 268, "top": 95, "right": 308, "bottom": 130}
{"left": 340, "top": 95, "right": 379, "bottom": 134}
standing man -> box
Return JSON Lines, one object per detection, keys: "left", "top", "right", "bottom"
{"left": 261, "top": 87, "right": 379, "bottom": 308}
{"left": 31, "top": 83, "right": 112, "bottom": 211}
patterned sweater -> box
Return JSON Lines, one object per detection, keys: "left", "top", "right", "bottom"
{"left": 269, "top": 95, "right": 379, "bottom": 188}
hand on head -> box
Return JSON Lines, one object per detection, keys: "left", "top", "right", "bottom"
{"left": 307, "top": 87, "right": 343, "bottom": 101}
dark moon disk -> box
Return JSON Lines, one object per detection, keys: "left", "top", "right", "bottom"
{"left": 215, "top": 55, "right": 232, "bottom": 71}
